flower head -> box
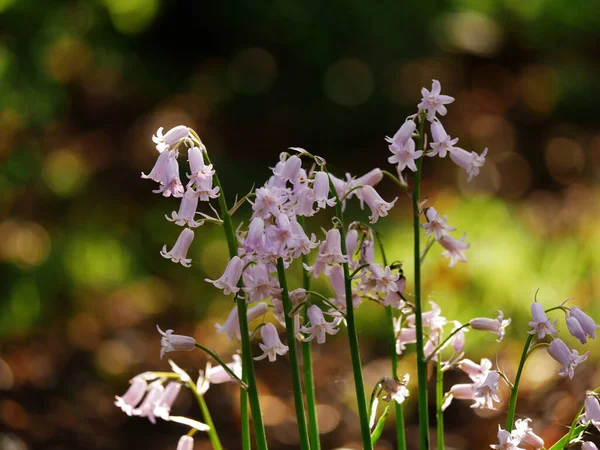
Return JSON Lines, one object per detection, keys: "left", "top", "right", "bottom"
{"left": 527, "top": 301, "right": 558, "bottom": 339}
{"left": 381, "top": 375, "right": 410, "bottom": 404}
{"left": 161, "top": 228, "right": 195, "bottom": 267}
{"left": 132, "top": 381, "right": 164, "bottom": 424}
{"left": 490, "top": 426, "right": 525, "bottom": 450}
{"left": 470, "top": 311, "right": 511, "bottom": 342}
{"left": 388, "top": 138, "right": 423, "bottom": 173}
{"left": 300, "top": 305, "right": 340, "bottom": 344}
{"left": 254, "top": 323, "right": 289, "bottom": 362}
{"left": 166, "top": 188, "right": 204, "bottom": 228}
{"left": 547, "top": 338, "right": 588, "bottom": 379}
{"left": 154, "top": 382, "right": 181, "bottom": 420}
{"left": 474, "top": 370, "right": 501, "bottom": 410}
{"left": 568, "top": 307, "right": 600, "bottom": 343}
{"left": 156, "top": 325, "right": 196, "bottom": 360}
{"left": 417, "top": 80, "right": 455, "bottom": 121}
{"left": 152, "top": 125, "right": 190, "bottom": 152}
{"left": 205, "top": 256, "right": 244, "bottom": 295}
{"left": 429, "top": 121, "right": 458, "bottom": 158}
{"left": 359, "top": 185, "right": 397, "bottom": 224}
{"left": 439, "top": 233, "right": 470, "bottom": 267}
{"left": 385, "top": 120, "right": 416, "bottom": 150}
{"left": 422, "top": 207, "right": 456, "bottom": 241}
{"left": 583, "top": 395, "right": 600, "bottom": 431}
{"left": 215, "top": 302, "right": 269, "bottom": 340}
{"left": 449, "top": 147, "right": 487, "bottom": 182}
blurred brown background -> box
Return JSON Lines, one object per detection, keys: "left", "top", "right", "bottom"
{"left": 1, "top": 0, "right": 600, "bottom": 449}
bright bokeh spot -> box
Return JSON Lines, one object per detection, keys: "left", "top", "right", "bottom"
{"left": 42, "top": 149, "right": 89, "bottom": 197}
{"left": 102, "top": 0, "right": 159, "bottom": 34}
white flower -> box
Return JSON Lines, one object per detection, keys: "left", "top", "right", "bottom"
{"left": 273, "top": 155, "right": 302, "bottom": 182}
{"left": 176, "top": 436, "right": 194, "bottom": 450}
{"left": 197, "top": 354, "right": 243, "bottom": 394}
{"left": 160, "top": 228, "right": 195, "bottom": 267}
{"left": 312, "top": 171, "right": 337, "bottom": 209}
{"left": 429, "top": 121, "right": 458, "bottom": 158}
{"left": 359, "top": 185, "right": 397, "bottom": 224}
{"left": 381, "top": 375, "right": 410, "bottom": 404}
{"left": 458, "top": 358, "right": 492, "bottom": 383}
{"left": 449, "top": 147, "right": 488, "bottom": 182}
{"left": 421, "top": 207, "right": 456, "bottom": 241}
{"left": 156, "top": 325, "right": 196, "bottom": 359}
{"left": 254, "top": 323, "right": 289, "bottom": 362}
{"left": 417, "top": 80, "right": 455, "bottom": 121}
{"left": 474, "top": 370, "right": 501, "bottom": 410}
{"left": 385, "top": 119, "right": 416, "bottom": 150}
{"left": 153, "top": 157, "right": 185, "bottom": 198}
{"left": 132, "top": 381, "right": 164, "bottom": 424}
{"left": 512, "top": 418, "right": 544, "bottom": 450}
{"left": 490, "top": 426, "right": 525, "bottom": 450}
{"left": 152, "top": 125, "right": 190, "bottom": 152}
{"left": 154, "top": 382, "right": 181, "bottom": 420}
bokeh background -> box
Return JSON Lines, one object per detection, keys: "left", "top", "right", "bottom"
{"left": 1, "top": 0, "right": 600, "bottom": 449}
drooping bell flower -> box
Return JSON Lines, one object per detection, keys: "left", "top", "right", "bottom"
{"left": 300, "top": 305, "right": 340, "bottom": 344}
{"left": 153, "top": 382, "right": 181, "bottom": 420}
{"left": 242, "top": 263, "right": 282, "bottom": 303}
{"left": 429, "top": 121, "right": 458, "bottom": 158}
{"left": 142, "top": 149, "right": 173, "bottom": 184}
{"left": 312, "top": 171, "right": 336, "bottom": 209}
{"left": 153, "top": 157, "right": 185, "bottom": 198}
{"left": 176, "top": 436, "right": 194, "bottom": 450}
{"left": 254, "top": 323, "right": 289, "bottom": 362}
{"left": 547, "top": 338, "right": 588, "bottom": 379}
{"left": 244, "top": 217, "right": 265, "bottom": 254}
{"left": 490, "top": 426, "right": 525, "bottom": 450}
{"left": 133, "top": 381, "right": 164, "bottom": 424}
{"left": 156, "top": 325, "right": 196, "bottom": 360}
{"left": 115, "top": 377, "right": 147, "bottom": 416}
{"left": 583, "top": 395, "right": 600, "bottom": 431}
{"left": 385, "top": 120, "right": 416, "bottom": 150}
{"left": 381, "top": 376, "right": 410, "bottom": 404}
{"left": 166, "top": 188, "right": 204, "bottom": 228}
{"left": 359, "top": 185, "right": 397, "bottom": 224}
{"left": 422, "top": 207, "right": 456, "bottom": 241}
{"left": 512, "top": 419, "right": 544, "bottom": 450}
{"left": 205, "top": 256, "right": 245, "bottom": 295}
{"left": 449, "top": 146, "right": 487, "bottom": 182}
{"left": 274, "top": 155, "right": 302, "bottom": 182}
{"left": 439, "top": 233, "right": 470, "bottom": 267}
{"left": 187, "top": 146, "right": 215, "bottom": 187}
{"left": 567, "top": 307, "right": 600, "bottom": 343}
{"left": 469, "top": 310, "right": 511, "bottom": 342}
{"left": 152, "top": 125, "right": 190, "bottom": 152}
{"left": 473, "top": 370, "right": 501, "bottom": 410}
{"left": 215, "top": 302, "right": 269, "bottom": 340}
{"left": 161, "top": 228, "right": 195, "bottom": 267}
{"left": 527, "top": 301, "right": 558, "bottom": 339}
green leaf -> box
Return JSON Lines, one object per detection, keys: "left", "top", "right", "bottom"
{"left": 370, "top": 405, "right": 390, "bottom": 446}
{"left": 548, "top": 424, "right": 586, "bottom": 450}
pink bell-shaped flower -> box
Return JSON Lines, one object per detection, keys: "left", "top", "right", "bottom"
{"left": 161, "top": 228, "right": 195, "bottom": 267}
{"left": 205, "top": 256, "right": 245, "bottom": 295}
{"left": 156, "top": 325, "right": 196, "bottom": 359}
{"left": 254, "top": 323, "right": 289, "bottom": 362}
{"left": 115, "top": 377, "right": 147, "bottom": 416}
{"left": 166, "top": 189, "right": 203, "bottom": 228}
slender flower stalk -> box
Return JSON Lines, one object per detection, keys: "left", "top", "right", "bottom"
{"left": 505, "top": 334, "right": 534, "bottom": 431}
{"left": 436, "top": 357, "right": 444, "bottom": 450}
{"left": 189, "top": 381, "right": 223, "bottom": 450}
{"left": 276, "top": 258, "right": 311, "bottom": 450}
{"left": 328, "top": 172, "right": 373, "bottom": 450}
{"left": 203, "top": 148, "right": 268, "bottom": 450}
{"left": 412, "top": 113, "right": 430, "bottom": 450}
{"left": 299, "top": 217, "right": 321, "bottom": 450}
{"left": 376, "top": 233, "right": 406, "bottom": 450}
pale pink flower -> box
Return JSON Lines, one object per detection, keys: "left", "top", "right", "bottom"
{"left": 177, "top": 436, "right": 194, "bottom": 450}
{"left": 187, "top": 146, "right": 215, "bottom": 182}
{"left": 327, "top": 265, "right": 361, "bottom": 312}
{"left": 470, "top": 310, "right": 511, "bottom": 342}
{"left": 291, "top": 185, "right": 316, "bottom": 216}
{"left": 395, "top": 327, "right": 417, "bottom": 355}
{"left": 254, "top": 323, "right": 289, "bottom": 362}
{"left": 205, "top": 256, "right": 244, "bottom": 295}
{"left": 365, "top": 263, "right": 400, "bottom": 296}
{"left": 197, "top": 354, "right": 243, "bottom": 392}
{"left": 264, "top": 213, "right": 297, "bottom": 257}
{"left": 449, "top": 147, "right": 488, "bottom": 182}
{"left": 154, "top": 382, "right": 181, "bottom": 420}
{"left": 132, "top": 381, "right": 164, "bottom": 424}
{"left": 243, "top": 217, "right": 265, "bottom": 254}
{"left": 312, "top": 171, "right": 337, "bottom": 208}
{"left": 193, "top": 176, "right": 220, "bottom": 201}
{"left": 422, "top": 207, "right": 456, "bottom": 241}
{"left": 156, "top": 325, "right": 196, "bottom": 360}
{"left": 359, "top": 185, "right": 397, "bottom": 224}
{"left": 161, "top": 228, "right": 195, "bottom": 267}
{"left": 153, "top": 157, "right": 185, "bottom": 198}
{"left": 115, "top": 377, "right": 147, "bottom": 416}
{"left": 345, "top": 229, "right": 359, "bottom": 261}
{"left": 360, "top": 239, "right": 375, "bottom": 264}
{"left": 490, "top": 426, "right": 525, "bottom": 450}
{"left": 303, "top": 228, "right": 347, "bottom": 278}
{"left": 166, "top": 188, "right": 204, "bottom": 227}
{"left": 512, "top": 419, "right": 544, "bottom": 450}
{"left": 385, "top": 120, "right": 417, "bottom": 150}
{"left": 583, "top": 443, "right": 599, "bottom": 450}
{"left": 215, "top": 302, "right": 269, "bottom": 340}
{"left": 388, "top": 138, "right": 423, "bottom": 172}
{"left": 527, "top": 301, "right": 558, "bottom": 339}
{"left": 441, "top": 383, "right": 477, "bottom": 411}
{"left": 458, "top": 358, "right": 493, "bottom": 383}
{"left": 242, "top": 263, "right": 282, "bottom": 303}
{"left": 274, "top": 155, "right": 302, "bottom": 182}
{"left": 251, "top": 186, "right": 287, "bottom": 218}
{"left": 450, "top": 320, "right": 468, "bottom": 353}
{"left": 152, "top": 125, "right": 190, "bottom": 152}
{"left": 439, "top": 233, "right": 470, "bottom": 267}
{"left": 547, "top": 338, "right": 588, "bottom": 379}
{"left": 418, "top": 80, "right": 455, "bottom": 121}
{"left": 406, "top": 301, "right": 442, "bottom": 328}
{"left": 288, "top": 217, "right": 319, "bottom": 258}
{"left": 301, "top": 305, "right": 340, "bottom": 344}
{"left": 429, "top": 121, "right": 458, "bottom": 158}
{"left": 474, "top": 370, "right": 501, "bottom": 409}
{"left": 141, "top": 149, "right": 173, "bottom": 184}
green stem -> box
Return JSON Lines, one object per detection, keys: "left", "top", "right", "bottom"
{"left": 276, "top": 258, "right": 311, "bottom": 450}
{"left": 412, "top": 113, "right": 430, "bottom": 450}
{"left": 424, "top": 324, "right": 471, "bottom": 364}
{"left": 205, "top": 151, "right": 268, "bottom": 450}
{"left": 328, "top": 173, "right": 373, "bottom": 450}
{"left": 505, "top": 334, "right": 535, "bottom": 432}
{"left": 381, "top": 170, "right": 408, "bottom": 192}
{"left": 436, "top": 357, "right": 444, "bottom": 450}
{"left": 195, "top": 390, "right": 224, "bottom": 450}
{"left": 298, "top": 217, "right": 321, "bottom": 450}
{"left": 193, "top": 344, "right": 247, "bottom": 388}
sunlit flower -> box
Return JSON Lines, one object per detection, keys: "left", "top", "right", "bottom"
{"left": 152, "top": 125, "right": 190, "bottom": 152}
{"left": 490, "top": 426, "right": 525, "bottom": 450}
{"left": 547, "top": 338, "right": 588, "bottom": 379}
{"left": 582, "top": 395, "right": 600, "bottom": 431}
{"left": 154, "top": 382, "right": 181, "bottom": 420}
{"left": 303, "top": 228, "right": 347, "bottom": 278}
{"left": 115, "top": 377, "right": 147, "bottom": 416}
{"left": 470, "top": 311, "right": 511, "bottom": 342}
{"left": 254, "top": 323, "right": 289, "bottom": 362}
{"left": 242, "top": 263, "right": 282, "bottom": 303}
{"left": 251, "top": 186, "right": 287, "bottom": 219}
{"left": 385, "top": 119, "right": 416, "bottom": 150}
{"left": 156, "top": 325, "right": 196, "bottom": 360}
{"left": 142, "top": 149, "right": 173, "bottom": 184}
{"left": 205, "top": 256, "right": 245, "bottom": 295}
{"left": 422, "top": 207, "right": 456, "bottom": 241}
{"left": 450, "top": 320, "right": 468, "bottom": 353}
{"left": 418, "top": 80, "right": 455, "bottom": 121}
{"left": 301, "top": 305, "right": 340, "bottom": 344}
{"left": 458, "top": 358, "right": 493, "bottom": 383}
{"left": 527, "top": 301, "right": 558, "bottom": 339}
{"left": 153, "top": 157, "right": 185, "bottom": 198}
{"left": 474, "top": 370, "right": 501, "bottom": 410}
{"left": 439, "top": 233, "right": 470, "bottom": 267}
{"left": 161, "top": 228, "right": 195, "bottom": 267}
{"left": 187, "top": 146, "right": 215, "bottom": 188}
{"left": 512, "top": 419, "right": 544, "bottom": 450}
{"left": 381, "top": 375, "right": 410, "bottom": 404}
{"left": 197, "top": 354, "right": 244, "bottom": 394}
{"left": 567, "top": 307, "right": 600, "bottom": 343}
{"left": 132, "top": 381, "right": 164, "bottom": 424}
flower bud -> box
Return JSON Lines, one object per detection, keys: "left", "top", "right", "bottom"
{"left": 157, "top": 325, "right": 196, "bottom": 360}
{"left": 177, "top": 436, "right": 194, "bottom": 450}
